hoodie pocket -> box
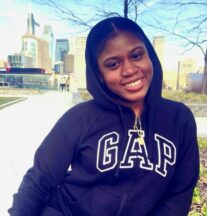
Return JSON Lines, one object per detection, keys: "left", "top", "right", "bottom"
{"left": 69, "top": 186, "right": 120, "bottom": 216}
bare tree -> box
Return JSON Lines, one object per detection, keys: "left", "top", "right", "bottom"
{"left": 33, "top": 0, "right": 148, "bottom": 30}
{"left": 148, "top": 1, "right": 207, "bottom": 94}
{"left": 33, "top": 0, "right": 206, "bottom": 93}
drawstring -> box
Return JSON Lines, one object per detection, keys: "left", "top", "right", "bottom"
{"left": 114, "top": 103, "right": 156, "bottom": 177}
{"left": 133, "top": 116, "right": 145, "bottom": 145}
{"left": 134, "top": 105, "right": 155, "bottom": 162}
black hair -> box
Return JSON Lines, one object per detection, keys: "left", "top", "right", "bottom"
{"left": 86, "top": 17, "right": 152, "bottom": 76}
{"left": 94, "top": 19, "right": 146, "bottom": 59}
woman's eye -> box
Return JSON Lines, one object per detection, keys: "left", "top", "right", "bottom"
{"left": 105, "top": 61, "right": 120, "bottom": 69}
{"left": 132, "top": 52, "right": 143, "bottom": 60}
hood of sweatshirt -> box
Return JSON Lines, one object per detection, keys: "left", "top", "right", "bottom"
{"left": 86, "top": 17, "right": 162, "bottom": 110}
{"left": 85, "top": 17, "right": 163, "bottom": 165}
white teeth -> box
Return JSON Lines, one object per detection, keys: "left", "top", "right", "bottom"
{"left": 125, "top": 79, "right": 141, "bottom": 87}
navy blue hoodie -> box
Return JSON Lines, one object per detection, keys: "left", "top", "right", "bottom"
{"left": 9, "top": 17, "right": 199, "bottom": 216}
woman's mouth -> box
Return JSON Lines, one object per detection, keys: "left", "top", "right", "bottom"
{"left": 124, "top": 79, "right": 142, "bottom": 88}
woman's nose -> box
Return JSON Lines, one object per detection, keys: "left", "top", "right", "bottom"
{"left": 122, "top": 59, "right": 138, "bottom": 76}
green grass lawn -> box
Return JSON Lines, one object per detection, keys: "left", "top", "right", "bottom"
{"left": 0, "top": 97, "right": 22, "bottom": 106}
{"left": 189, "top": 138, "right": 207, "bottom": 216}
{"left": 79, "top": 89, "right": 207, "bottom": 103}
{"left": 198, "top": 137, "right": 207, "bottom": 148}
{"left": 162, "top": 90, "right": 207, "bottom": 103}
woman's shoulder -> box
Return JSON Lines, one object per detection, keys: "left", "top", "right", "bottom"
{"left": 70, "top": 99, "right": 100, "bottom": 112}
{"left": 62, "top": 99, "right": 103, "bottom": 120}
{"left": 158, "top": 97, "right": 194, "bottom": 121}
{"left": 52, "top": 99, "right": 103, "bottom": 132}
{"left": 160, "top": 97, "right": 190, "bottom": 110}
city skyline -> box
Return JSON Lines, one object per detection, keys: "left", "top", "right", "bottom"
{"left": 0, "top": 0, "right": 82, "bottom": 60}
{"left": 0, "top": 0, "right": 205, "bottom": 70}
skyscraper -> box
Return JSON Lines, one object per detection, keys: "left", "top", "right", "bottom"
{"left": 21, "top": 13, "right": 52, "bottom": 73}
{"left": 69, "top": 37, "right": 86, "bottom": 89}
{"left": 43, "top": 25, "right": 55, "bottom": 66}
{"left": 55, "top": 39, "right": 69, "bottom": 62}
{"left": 22, "top": 34, "right": 52, "bottom": 73}
{"left": 153, "top": 36, "right": 165, "bottom": 70}
{"left": 22, "top": 35, "right": 38, "bottom": 67}
{"left": 64, "top": 54, "right": 74, "bottom": 75}
{"left": 177, "top": 58, "right": 196, "bottom": 89}
{"left": 27, "top": 13, "right": 40, "bottom": 35}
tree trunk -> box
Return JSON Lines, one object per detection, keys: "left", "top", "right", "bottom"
{"left": 202, "top": 49, "right": 207, "bottom": 94}
{"left": 176, "top": 62, "right": 180, "bottom": 90}
{"left": 124, "top": 0, "right": 128, "bottom": 18}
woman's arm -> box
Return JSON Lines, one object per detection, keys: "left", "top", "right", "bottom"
{"left": 8, "top": 109, "right": 81, "bottom": 215}
{"left": 152, "top": 108, "right": 200, "bottom": 216}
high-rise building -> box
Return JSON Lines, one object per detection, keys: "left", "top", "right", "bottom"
{"left": 54, "top": 62, "right": 64, "bottom": 75}
{"left": 22, "top": 13, "right": 52, "bottom": 72}
{"left": 43, "top": 25, "right": 54, "bottom": 66}
{"left": 153, "top": 36, "right": 165, "bottom": 70}
{"left": 69, "top": 37, "right": 86, "bottom": 89}
{"left": 37, "top": 37, "right": 52, "bottom": 73}
{"left": 177, "top": 58, "right": 196, "bottom": 89}
{"left": 22, "top": 34, "right": 52, "bottom": 73}
{"left": 178, "top": 58, "right": 196, "bottom": 74}
{"left": 22, "top": 35, "right": 38, "bottom": 67}
{"left": 27, "top": 13, "right": 40, "bottom": 35}
{"left": 55, "top": 39, "right": 69, "bottom": 62}
{"left": 64, "top": 54, "right": 74, "bottom": 75}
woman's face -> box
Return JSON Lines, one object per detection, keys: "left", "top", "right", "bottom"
{"left": 97, "top": 31, "right": 153, "bottom": 109}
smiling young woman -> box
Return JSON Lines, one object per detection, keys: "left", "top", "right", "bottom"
{"left": 9, "top": 17, "right": 199, "bottom": 216}
{"left": 98, "top": 31, "right": 153, "bottom": 116}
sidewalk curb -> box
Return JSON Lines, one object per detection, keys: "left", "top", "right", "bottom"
{"left": 0, "top": 97, "right": 27, "bottom": 110}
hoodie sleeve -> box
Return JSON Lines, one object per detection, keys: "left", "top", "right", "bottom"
{"left": 8, "top": 108, "right": 82, "bottom": 215}
{"left": 152, "top": 107, "right": 199, "bottom": 216}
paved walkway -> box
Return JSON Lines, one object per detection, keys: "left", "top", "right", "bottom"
{"left": 195, "top": 117, "right": 207, "bottom": 137}
{"left": 0, "top": 91, "right": 206, "bottom": 215}
{"left": 0, "top": 91, "right": 76, "bottom": 215}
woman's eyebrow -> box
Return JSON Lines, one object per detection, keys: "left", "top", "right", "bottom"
{"left": 131, "top": 45, "right": 145, "bottom": 52}
{"left": 102, "top": 45, "right": 146, "bottom": 63}
{"left": 103, "top": 56, "right": 120, "bottom": 63}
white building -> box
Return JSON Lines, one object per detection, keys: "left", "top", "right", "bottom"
{"left": 69, "top": 37, "right": 87, "bottom": 89}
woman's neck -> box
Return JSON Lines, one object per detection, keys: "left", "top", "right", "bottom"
{"left": 132, "top": 102, "right": 144, "bottom": 117}
{"left": 121, "top": 100, "right": 144, "bottom": 117}
{"left": 112, "top": 96, "right": 144, "bottom": 117}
